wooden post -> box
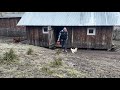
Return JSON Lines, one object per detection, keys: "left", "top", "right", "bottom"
{"left": 71, "top": 27, "right": 74, "bottom": 47}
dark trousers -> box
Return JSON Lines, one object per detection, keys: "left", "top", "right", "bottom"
{"left": 60, "top": 39, "right": 67, "bottom": 51}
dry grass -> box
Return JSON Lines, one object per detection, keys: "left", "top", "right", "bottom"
{"left": 41, "top": 66, "right": 54, "bottom": 75}
{"left": 0, "top": 42, "right": 87, "bottom": 78}
{"left": 27, "top": 48, "right": 33, "bottom": 55}
{"left": 1, "top": 38, "right": 120, "bottom": 78}
{"left": 3, "top": 49, "right": 18, "bottom": 61}
{"left": 50, "top": 57, "right": 62, "bottom": 68}
{"left": 40, "top": 63, "right": 87, "bottom": 78}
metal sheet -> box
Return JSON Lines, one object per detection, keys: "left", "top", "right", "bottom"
{"left": 17, "top": 12, "right": 120, "bottom": 26}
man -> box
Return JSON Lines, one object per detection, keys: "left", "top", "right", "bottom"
{"left": 57, "top": 27, "right": 68, "bottom": 52}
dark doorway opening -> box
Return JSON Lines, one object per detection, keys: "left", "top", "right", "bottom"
{"left": 52, "top": 26, "right": 64, "bottom": 42}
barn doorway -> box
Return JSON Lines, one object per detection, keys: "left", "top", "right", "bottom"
{"left": 51, "top": 26, "right": 64, "bottom": 47}
{"left": 52, "top": 26, "right": 64, "bottom": 42}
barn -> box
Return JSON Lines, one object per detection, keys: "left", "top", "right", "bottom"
{"left": 0, "top": 12, "right": 26, "bottom": 37}
{"left": 17, "top": 12, "right": 120, "bottom": 49}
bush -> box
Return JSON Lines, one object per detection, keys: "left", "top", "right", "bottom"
{"left": 3, "top": 49, "right": 17, "bottom": 61}
{"left": 50, "top": 57, "right": 62, "bottom": 67}
{"left": 27, "top": 48, "right": 33, "bottom": 55}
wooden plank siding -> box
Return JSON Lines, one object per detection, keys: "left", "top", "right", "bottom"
{"left": 26, "top": 27, "right": 49, "bottom": 47}
{"left": 66, "top": 27, "right": 72, "bottom": 48}
{"left": 73, "top": 27, "right": 87, "bottom": 48}
{"left": 26, "top": 26, "right": 113, "bottom": 49}
{"left": 0, "top": 18, "right": 26, "bottom": 37}
{"left": 72, "top": 26, "right": 113, "bottom": 49}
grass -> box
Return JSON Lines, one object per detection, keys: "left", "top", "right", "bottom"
{"left": 0, "top": 48, "right": 19, "bottom": 64}
{"left": 27, "top": 48, "right": 33, "bottom": 55}
{"left": 0, "top": 40, "right": 91, "bottom": 78}
{"left": 50, "top": 57, "right": 63, "bottom": 68}
{"left": 51, "top": 68, "right": 87, "bottom": 78}
{"left": 41, "top": 66, "right": 53, "bottom": 75}
{"left": 55, "top": 49, "right": 61, "bottom": 55}
{"left": 0, "top": 56, "right": 3, "bottom": 63}
{"left": 52, "top": 73, "right": 65, "bottom": 78}
{"left": 3, "top": 49, "right": 18, "bottom": 61}
{"left": 40, "top": 51, "right": 86, "bottom": 78}
{"left": 66, "top": 69, "right": 79, "bottom": 78}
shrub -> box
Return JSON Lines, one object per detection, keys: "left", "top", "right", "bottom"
{"left": 3, "top": 48, "right": 17, "bottom": 61}
{"left": 27, "top": 48, "right": 33, "bottom": 55}
{"left": 50, "top": 57, "right": 62, "bottom": 67}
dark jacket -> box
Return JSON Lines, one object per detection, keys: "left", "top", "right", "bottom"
{"left": 57, "top": 30, "right": 68, "bottom": 41}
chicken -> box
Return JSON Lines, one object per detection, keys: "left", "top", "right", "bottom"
{"left": 71, "top": 48, "right": 78, "bottom": 53}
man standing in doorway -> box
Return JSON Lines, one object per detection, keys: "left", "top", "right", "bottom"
{"left": 57, "top": 27, "right": 68, "bottom": 52}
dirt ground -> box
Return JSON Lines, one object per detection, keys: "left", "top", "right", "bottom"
{"left": 0, "top": 36, "right": 120, "bottom": 78}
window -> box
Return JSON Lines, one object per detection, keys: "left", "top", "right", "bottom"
{"left": 87, "top": 28, "right": 96, "bottom": 35}
{"left": 42, "top": 27, "right": 48, "bottom": 34}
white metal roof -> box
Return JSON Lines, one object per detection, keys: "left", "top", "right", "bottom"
{"left": 17, "top": 12, "right": 120, "bottom": 26}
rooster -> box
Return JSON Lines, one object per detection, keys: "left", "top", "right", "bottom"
{"left": 71, "top": 48, "right": 78, "bottom": 53}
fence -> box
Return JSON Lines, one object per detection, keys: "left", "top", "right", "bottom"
{"left": 0, "top": 28, "right": 26, "bottom": 37}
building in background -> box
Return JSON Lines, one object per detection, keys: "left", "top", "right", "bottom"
{"left": 17, "top": 12, "right": 120, "bottom": 49}
{"left": 0, "top": 12, "right": 26, "bottom": 37}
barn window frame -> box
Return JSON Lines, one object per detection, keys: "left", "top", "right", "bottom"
{"left": 42, "top": 27, "right": 49, "bottom": 34}
{"left": 87, "top": 28, "right": 96, "bottom": 35}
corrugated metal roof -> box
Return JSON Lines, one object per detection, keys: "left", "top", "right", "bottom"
{"left": 0, "top": 12, "right": 24, "bottom": 18}
{"left": 17, "top": 12, "right": 120, "bottom": 26}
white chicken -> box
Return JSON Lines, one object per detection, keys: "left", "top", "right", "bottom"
{"left": 71, "top": 48, "right": 78, "bottom": 53}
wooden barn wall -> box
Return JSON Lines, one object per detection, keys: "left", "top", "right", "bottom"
{"left": 26, "top": 26, "right": 113, "bottom": 49}
{"left": 0, "top": 18, "right": 26, "bottom": 37}
{"left": 72, "top": 26, "right": 113, "bottom": 49}
{"left": 65, "top": 27, "right": 72, "bottom": 48}
{"left": 26, "top": 27, "right": 49, "bottom": 47}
